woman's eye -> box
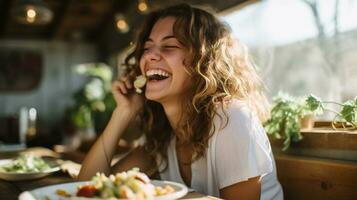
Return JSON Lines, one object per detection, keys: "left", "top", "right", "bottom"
{"left": 163, "top": 45, "right": 178, "bottom": 49}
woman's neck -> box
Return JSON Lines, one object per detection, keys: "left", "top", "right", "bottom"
{"left": 161, "top": 100, "right": 183, "bottom": 131}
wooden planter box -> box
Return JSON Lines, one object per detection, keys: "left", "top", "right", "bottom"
{"left": 269, "top": 121, "right": 357, "bottom": 200}
{"left": 271, "top": 121, "right": 357, "bottom": 161}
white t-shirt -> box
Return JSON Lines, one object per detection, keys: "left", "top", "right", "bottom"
{"left": 156, "top": 101, "right": 284, "bottom": 199}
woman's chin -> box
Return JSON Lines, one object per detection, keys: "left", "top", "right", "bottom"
{"left": 144, "top": 78, "right": 171, "bottom": 102}
{"left": 145, "top": 90, "right": 166, "bottom": 102}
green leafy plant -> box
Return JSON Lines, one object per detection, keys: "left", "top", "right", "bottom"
{"left": 264, "top": 93, "right": 321, "bottom": 150}
{"left": 303, "top": 95, "right": 357, "bottom": 129}
{"left": 68, "top": 63, "right": 115, "bottom": 134}
{"left": 325, "top": 98, "right": 357, "bottom": 129}
{"left": 264, "top": 93, "right": 357, "bottom": 150}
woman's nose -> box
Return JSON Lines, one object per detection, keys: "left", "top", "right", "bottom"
{"left": 143, "top": 47, "right": 161, "bottom": 61}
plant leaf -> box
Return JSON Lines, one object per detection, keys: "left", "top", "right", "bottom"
{"left": 305, "top": 94, "right": 324, "bottom": 115}
{"left": 340, "top": 100, "right": 357, "bottom": 127}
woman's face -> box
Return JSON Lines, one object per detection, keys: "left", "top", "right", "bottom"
{"left": 139, "top": 17, "right": 192, "bottom": 104}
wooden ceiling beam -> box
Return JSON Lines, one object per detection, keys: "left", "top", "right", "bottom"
{"left": 48, "top": 0, "right": 71, "bottom": 40}
{"left": 0, "top": 0, "right": 251, "bottom": 43}
{"left": 53, "top": 0, "right": 114, "bottom": 41}
{"left": 96, "top": 0, "right": 134, "bottom": 57}
{"left": 0, "top": 0, "right": 13, "bottom": 37}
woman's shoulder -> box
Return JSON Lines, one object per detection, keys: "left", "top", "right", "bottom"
{"left": 212, "top": 99, "right": 266, "bottom": 141}
{"left": 214, "top": 100, "right": 255, "bottom": 127}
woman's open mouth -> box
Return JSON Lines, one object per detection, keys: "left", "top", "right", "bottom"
{"left": 146, "top": 69, "right": 171, "bottom": 82}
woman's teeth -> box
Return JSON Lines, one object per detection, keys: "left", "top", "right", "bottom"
{"left": 146, "top": 69, "right": 170, "bottom": 80}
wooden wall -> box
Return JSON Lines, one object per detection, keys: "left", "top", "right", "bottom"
{"left": 272, "top": 126, "right": 357, "bottom": 200}
{"left": 275, "top": 153, "right": 357, "bottom": 200}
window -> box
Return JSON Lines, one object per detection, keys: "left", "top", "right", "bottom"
{"left": 220, "top": 0, "right": 357, "bottom": 103}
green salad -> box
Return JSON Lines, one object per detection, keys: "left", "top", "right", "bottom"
{"left": 0, "top": 155, "right": 51, "bottom": 173}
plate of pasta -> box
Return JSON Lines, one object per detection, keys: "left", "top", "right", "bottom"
{"left": 19, "top": 168, "right": 188, "bottom": 200}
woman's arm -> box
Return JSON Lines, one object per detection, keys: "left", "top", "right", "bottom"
{"left": 78, "top": 108, "right": 136, "bottom": 180}
{"left": 110, "top": 146, "right": 157, "bottom": 176}
{"left": 220, "top": 176, "right": 261, "bottom": 200}
{"left": 78, "top": 78, "right": 145, "bottom": 180}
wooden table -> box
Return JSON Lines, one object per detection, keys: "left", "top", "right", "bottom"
{"left": 0, "top": 147, "right": 221, "bottom": 200}
{"left": 0, "top": 171, "right": 220, "bottom": 200}
{"left": 0, "top": 171, "right": 73, "bottom": 200}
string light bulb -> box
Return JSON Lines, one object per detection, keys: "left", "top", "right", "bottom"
{"left": 11, "top": 0, "right": 53, "bottom": 25}
{"left": 115, "top": 14, "right": 129, "bottom": 34}
{"left": 26, "top": 8, "right": 36, "bottom": 23}
{"left": 27, "top": 8, "right": 36, "bottom": 18}
{"left": 138, "top": 0, "right": 149, "bottom": 13}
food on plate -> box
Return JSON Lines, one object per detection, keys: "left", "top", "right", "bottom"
{"left": 72, "top": 168, "right": 175, "bottom": 199}
{"left": 0, "top": 155, "right": 51, "bottom": 173}
{"left": 133, "top": 75, "right": 147, "bottom": 93}
{"left": 56, "top": 189, "right": 71, "bottom": 197}
{"left": 154, "top": 185, "right": 175, "bottom": 196}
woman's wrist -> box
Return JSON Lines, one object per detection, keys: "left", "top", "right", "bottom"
{"left": 112, "top": 107, "right": 136, "bottom": 122}
{"left": 103, "top": 107, "right": 136, "bottom": 141}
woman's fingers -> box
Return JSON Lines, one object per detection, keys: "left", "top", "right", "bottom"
{"left": 111, "top": 79, "right": 144, "bottom": 113}
{"left": 112, "top": 80, "right": 128, "bottom": 94}
{"left": 120, "top": 76, "right": 133, "bottom": 90}
{"left": 119, "top": 81, "right": 128, "bottom": 94}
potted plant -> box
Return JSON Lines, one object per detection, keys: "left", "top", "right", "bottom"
{"left": 65, "top": 63, "right": 145, "bottom": 151}
{"left": 68, "top": 63, "right": 115, "bottom": 140}
{"left": 264, "top": 93, "right": 357, "bottom": 150}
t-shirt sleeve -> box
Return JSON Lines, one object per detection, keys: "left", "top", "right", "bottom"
{"left": 213, "top": 105, "right": 273, "bottom": 189}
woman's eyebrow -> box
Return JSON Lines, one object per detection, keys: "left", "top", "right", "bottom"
{"left": 145, "top": 35, "right": 176, "bottom": 43}
{"left": 161, "top": 35, "right": 176, "bottom": 41}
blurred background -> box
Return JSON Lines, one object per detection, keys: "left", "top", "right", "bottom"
{"left": 0, "top": 1, "right": 357, "bottom": 199}
{"left": 0, "top": 0, "right": 254, "bottom": 149}
{"left": 0, "top": 0, "right": 357, "bottom": 148}
{"left": 0, "top": 0, "right": 356, "bottom": 154}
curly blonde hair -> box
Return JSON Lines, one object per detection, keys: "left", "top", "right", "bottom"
{"left": 124, "top": 3, "right": 270, "bottom": 167}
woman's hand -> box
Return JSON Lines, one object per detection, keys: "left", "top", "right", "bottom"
{"left": 78, "top": 75, "right": 145, "bottom": 181}
{"left": 112, "top": 76, "right": 144, "bottom": 117}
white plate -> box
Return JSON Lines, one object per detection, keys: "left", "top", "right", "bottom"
{"left": 0, "top": 158, "right": 60, "bottom": 181}
{"left": 19, "top": 180, "right": 188, "bottom": 200}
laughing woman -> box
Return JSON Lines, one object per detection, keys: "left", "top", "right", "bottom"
{"left": 79, "top": 3, "right": 283, "bottom": 200}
